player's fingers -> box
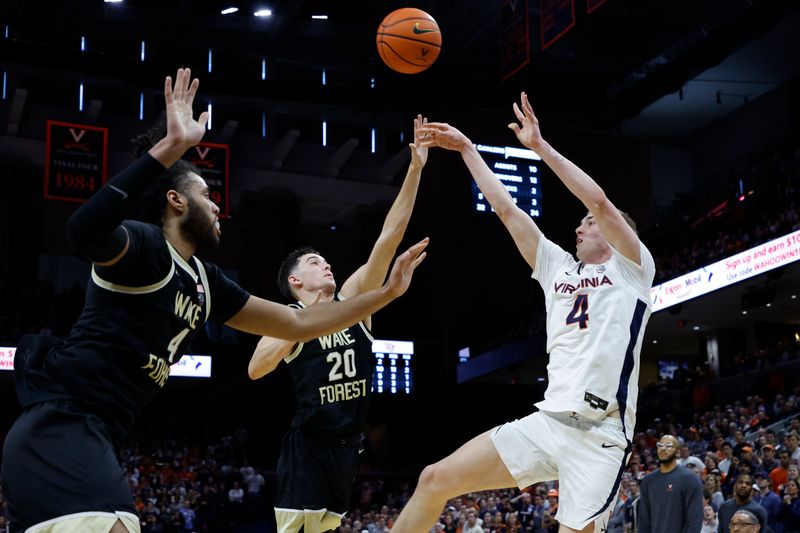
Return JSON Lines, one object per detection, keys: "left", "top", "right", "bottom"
{"left": 197, "top": 111, "right": 209, "bottom": 130}
{"left": 164, "top": 76, "right": 174, "bottom": 103}
{"left": 173, "top": 68, "right": 185, "bottom": 100}
{"left": 522, "top": 94, "right": 535, "bottom": 118}
{"left": 508, "top": 123, "right": 521, "bottom": 135}
{"left": 181, "top": 68, "right": 192, "bottom": 97}
{"left": 410, "top": 251, "right": 427, "bottom": 270}
{"left": 186, "top": 77, "right": 200, "bottom": 103}
{"left": 406, "top": 237, "right": 429, "bottom": 258}
{"left": 512, "top": 102, "right": 526, "bottom": 122}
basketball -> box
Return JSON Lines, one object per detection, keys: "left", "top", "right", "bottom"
{"left": 376, "top": 8, "right": 442, "bottom": 74}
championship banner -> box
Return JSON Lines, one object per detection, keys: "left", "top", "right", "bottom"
{"left": 586, "top": 0, "right": 607, "bottom": 14}
{"left": 44, "top": 120, "right": 108, "bottom": 203}
{"left": 540, "top": 0, "right": 575, "bottom": 50}
{"left": 501, "top": 0, "right": 530, "bottom": 81}
{"left": 184, "top": 142, "right": 230, "bottom": 218}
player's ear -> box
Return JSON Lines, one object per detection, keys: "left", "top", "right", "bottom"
{"left": 166, "top": 189, "right": 187, "bottom": 213}
{"left": 288, "top": 273, "right": 302, "bottom": 290}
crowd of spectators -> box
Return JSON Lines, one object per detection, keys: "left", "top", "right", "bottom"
{"left": 649, "top": 141, "right": 800, "bottom": 284}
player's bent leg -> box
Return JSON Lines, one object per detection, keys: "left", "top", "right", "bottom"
{"left": 558, "top": 523, "right": 594, "bottom": 533}
{"left": 391, "top": 429, "right": 517, "bottom": 533}
{"left": 109, "top": 518, "right": 137, "bottom": 533}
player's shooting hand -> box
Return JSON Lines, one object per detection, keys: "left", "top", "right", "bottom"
{"left": 508, "top": 91, "right": 544, "bottom": 151}
{"left": 164, "top": 68, "right": 209, "bottom": 151}
{"left": 416, "top": 123, "right": 472, "bottom": 153}
{"left": 384, "top": 237, "right": 428, "bottom": 298}
{"left": 409, "top": 114, "right": 429, "bottom": 167}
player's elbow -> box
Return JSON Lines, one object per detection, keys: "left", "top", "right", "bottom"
{"left": 247, "top": 360, "right": 263, "bottom": 380}
{"left": 493, "top": 201, "right": 519, "bottom": 221}
{"left": 247, "top": 357, "right": 275, "bottom": 380}
{"left": 587, "top": 192, "right": 611, "bottom": 215}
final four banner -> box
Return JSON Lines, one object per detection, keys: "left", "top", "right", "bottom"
{"left": 184, "top": 142, "right": 230, "bottom": 218}
{"left": 44, "top": 120, "right": 109, "bottom": 203}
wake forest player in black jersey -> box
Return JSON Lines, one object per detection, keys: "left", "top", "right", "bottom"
{"left": 247, "top": 115, "right": 430, "bottom": 533}
{"left": 1, "top": 68, "right": 428, "bottom": 533}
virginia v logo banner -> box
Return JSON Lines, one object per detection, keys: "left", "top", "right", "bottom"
{"left": 44, "top": 120, "right": 109, "bottom": 203}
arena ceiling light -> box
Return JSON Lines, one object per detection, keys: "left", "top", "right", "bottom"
{"left": 253, "top": 8, "right": 272, "bottom": 17}
{"left": 311, "top": 15, "right": 328, "bottom": 20}
{"left": 220, "top": 7, "right": 238, "bottom": 15}
{"left": 103, "top": 0, "right": 123, "bottom": 3}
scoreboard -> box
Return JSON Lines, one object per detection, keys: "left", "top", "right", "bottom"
{"left": 372, "top": 339, "right": 413, "bottom": 395}
{"left": 472, "top": 143, "right": 543, "bottom": 218}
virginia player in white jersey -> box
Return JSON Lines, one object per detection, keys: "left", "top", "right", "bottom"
{"left": 391, "top": 92, "right": 655, "bottom": 533}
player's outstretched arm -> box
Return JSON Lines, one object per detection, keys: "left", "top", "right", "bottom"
{"left": 247, "top": 291, "right": 324, "bottom": 379}
{"left": 228, "top": 238, "right": 428, "bottom": 341}
{"left": 65, "top": 68, "right": 209, "bottom": 265}
{"left": 509, "top": 91, "right": 641, "bottom": 264}
{"left": 248, "top": 336, "right": 297, "bottom": 379}
{"left": 417, "top": 122, "right": 542, "bottom": 271}
{"left": 339, "top": 115, "right": 428, "bottom": 325}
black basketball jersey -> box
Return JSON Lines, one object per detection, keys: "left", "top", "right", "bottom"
{"left": 17, "top": 220, "right": 249, "bottom": 443}
{"left": 285, "top": 295, "right": 375, "bottom": 438}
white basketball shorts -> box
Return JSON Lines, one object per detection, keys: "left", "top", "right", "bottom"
{"left": 491, "top": 410, "right": 630, "bottom": 532}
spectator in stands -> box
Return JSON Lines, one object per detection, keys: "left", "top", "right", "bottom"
{"left": 753, "top": 473, "right": 782, "bottom": 531}
{"left": 462, "top": 510, "right": 483, "bottom": 533}
{"left": 762, "top": 445, "right": 781, "bottom": 473}
{"left": 606, "top": 489, "right": 627, "bottom": 533}
{"left": 707, "top": 473, "right": 726, "bottom": 511}
{"left": 777, "top": 479, "right": 800, "bottom": 533}
{"left": 513, "top": 492, "right": 533, "bottom": 530}
{"left": 726, "top": 509, "right": 762, "bottom": 533}
{"left": 787, "top": 432, "right": 800, "bottom": 466}
{"left": 701, "top": 505, "right": 719, "bottom": 533}
{"left": 718, "top": 474, "right": 769, "bottom": 533}
{"left": 773, "top": 451, "right": 793, "bottom": 493}
{"left": 638, "top": 435, "right": 704, "bottom": 532}
{"left": 790, "top": 465, "right": 800, "bottom": 487}
{"left": 721, "top": 443, "right": 736, "bottom": 476}
{"left": 529, "top": 493, "right": 548, "bottom": 533}
{"left": 678, "top": 444, "right": 694, "bottom": 466}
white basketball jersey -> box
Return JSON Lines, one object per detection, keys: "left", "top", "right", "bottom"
{"left": 532, "top": 236, "right": 655, "bottom": 440}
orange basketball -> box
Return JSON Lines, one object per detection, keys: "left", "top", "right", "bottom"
{"left": 376, "top": 8, "right": 442, "bottom": 74}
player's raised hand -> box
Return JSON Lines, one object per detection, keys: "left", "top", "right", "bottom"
{"left": 164, "top": 68, "right": 209, "bottom": 151}
{"left": 508, "top": 91, "right": 544, "bottom": 150}
{"left": 384, "top": 238, "right": 429, "bottom": 298}
{"left": 409, "top": 114, "right": 429, "bottom": 167}
{"left": 416, "top": 122, "right": 472, "bottom": 152}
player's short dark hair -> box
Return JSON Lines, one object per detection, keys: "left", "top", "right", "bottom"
{"left": 735, "top": 472, "right": 752, "bottom": 483}
{"left": 131, "top": 124, "right": 200, "bottom": 224}
{"left": 277, "top": 247, "right": 320, "bottom": 301}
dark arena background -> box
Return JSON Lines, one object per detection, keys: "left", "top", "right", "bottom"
{"left": 1, "top": 1, "right": 800, "bottom": 532}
